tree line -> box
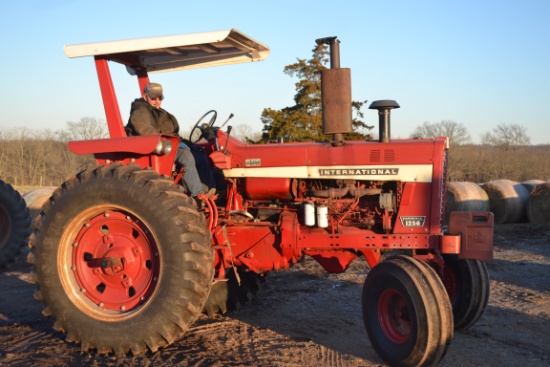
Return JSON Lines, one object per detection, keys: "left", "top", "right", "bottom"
{"left": 409, "top": 120, "right": 550, "bottom": 182}
{"left": 0, "top": 118, "right": 107, "bottom": 187}
{"left": 0, "top": 118, "right": 547, "bottom": 188}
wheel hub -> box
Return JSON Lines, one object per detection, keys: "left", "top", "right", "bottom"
{"left": 378, "top": 288, "right": 411, "bottom": 344}
{"left": 100, "top": 256, "right": 124, "bottom": 275}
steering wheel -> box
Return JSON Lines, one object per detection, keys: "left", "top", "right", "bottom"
{"left": 189, "top": 110, "right": 217, "bottom": 143}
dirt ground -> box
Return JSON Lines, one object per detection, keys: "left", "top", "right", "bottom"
{"left": 1, "top": 223, "right": 549, "bottom": 367}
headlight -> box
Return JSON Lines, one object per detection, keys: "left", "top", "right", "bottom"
{"left": 153, "top": 140, "right": 172, "bottom": 155}
{"left": 162, "top": 140, "right": 172, "bottom": 154}
{"left": 154, "top": 140, "right": 163, "bottom": 154}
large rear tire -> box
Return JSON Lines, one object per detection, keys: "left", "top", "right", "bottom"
{"left": 28, "top": 164, "right": 214, "bottom": 355}
{"left": 442, "top": 255, "right": 490, "bottom": 329}
{"left": 362, "top": 255, "right": 453, "bottom": 367}
{"left": 0, "top": 179, "right": 31, "bottom": 269}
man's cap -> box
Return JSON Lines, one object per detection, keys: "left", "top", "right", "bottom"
{"left": 144, "top": 83, "right": 163, "bottom": 98}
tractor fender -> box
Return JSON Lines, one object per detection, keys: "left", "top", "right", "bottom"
{"left": 68, "top": 135, "right": 175, "bottom": 155}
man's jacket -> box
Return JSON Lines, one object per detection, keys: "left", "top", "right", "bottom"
{"left": 125, "top": 98, "right": 179, "bottom": 136}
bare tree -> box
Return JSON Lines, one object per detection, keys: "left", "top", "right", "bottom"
{"left": 411, "top": 120, "right": 472, "bottom": 146}
{"left": 58, "top": 117, "right": 109, "bottom": 142}
{"left": 478, "top": 124, "right": 531, "bottom": 179}
{"left": 483, "top": 123, "right": 530, "bottom": 148}
{"left": 232, "top": 124, "right": 262, "bottom": 143}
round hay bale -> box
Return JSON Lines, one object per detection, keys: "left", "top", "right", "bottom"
{"left": 521, "top": 179, "right": 545, "bottom": 193}
{"left": 445, "top": 182, "right": 490, "bottom": 224}
{"left": 527, "top": 182, "right": 550, "bottom": 226}
{"left": 482, "top": 179, "right": 530, "bottom": 224}
{"left": 22, "top": 186, "right": 56, "bottom": 221}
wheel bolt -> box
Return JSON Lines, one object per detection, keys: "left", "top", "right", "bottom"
{"left": 99, "top": 303, "right": 104, "bottom": 308}
{"left": 73, "top": 242, "right": 78, "bottom": 247}
{"left": 80, "top": 288, "right": 86, "bottom": 293}
{"left": 120, "top": 306, "right": 126, "bottom": 312}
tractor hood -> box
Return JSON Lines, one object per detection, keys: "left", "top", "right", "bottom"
{"left": 64, "top": 29, "right": 270, "bottom": 73}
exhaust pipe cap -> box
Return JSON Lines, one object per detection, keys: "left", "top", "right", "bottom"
{"left": 369, "top": 100, "right": 400, "bottom": 110}
{"left": 369, "top": 100, "right": 400, "bottom": 143}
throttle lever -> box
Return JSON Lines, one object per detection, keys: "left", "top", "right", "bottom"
{"left": 220, "top": 113, "right": 234, "bottom": 128}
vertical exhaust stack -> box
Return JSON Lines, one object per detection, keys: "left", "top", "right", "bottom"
{"left": 316, "top": 37, "right": 353, "bottom": 147}
{"left": 369, "top": 100, "right": 400, "bottom": 143}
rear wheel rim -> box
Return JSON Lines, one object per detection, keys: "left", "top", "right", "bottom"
{"left": 59, "top": 206, "right": 160, "bottom": 320}
{"left": 378, "top": 288, "right": 411, "bottom": 344}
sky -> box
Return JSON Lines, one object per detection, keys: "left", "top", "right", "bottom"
{"left": 1, "top": 0, "right": 549, "bottom": 144}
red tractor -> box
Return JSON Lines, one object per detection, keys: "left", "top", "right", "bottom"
{"left": 29, "top": 29, "right": 493, "bottom": 367}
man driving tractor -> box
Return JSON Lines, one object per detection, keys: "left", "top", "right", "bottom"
{"left": 125, "top": 82, "right": 215, "bottom": 198}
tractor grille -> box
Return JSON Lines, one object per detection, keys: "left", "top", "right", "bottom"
{"left": 370, "top": 149, "right": 395, "bottom": 163}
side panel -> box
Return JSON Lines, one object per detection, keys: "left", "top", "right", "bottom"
{"left": 393, "top": 182, "right": 433, "bottom": 234}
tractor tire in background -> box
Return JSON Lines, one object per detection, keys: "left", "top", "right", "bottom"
{"left": 203, "top": 267, "right": 266, "bottom": 316}
{"left": 362, "top": 255, "right": 453, "bottom": 367}
{"left": 442, "top": 255, "right": 490, "bottom": 329}
{"left": 0, "top": 179, "right": 31, "bottom": 269}
{"left": 28, "top": 164, "right": 214, "bottom": 355}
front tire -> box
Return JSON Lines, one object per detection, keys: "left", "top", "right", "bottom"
{"left": 29, "top": 164, "right": 214, "bottom": 355}
{"left": 362, "top": 255, "right": 453, "bottom": 367}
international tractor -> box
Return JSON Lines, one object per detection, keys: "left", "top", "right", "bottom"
{"left": 29, "top": 29, "right": 493, "bottom": 367}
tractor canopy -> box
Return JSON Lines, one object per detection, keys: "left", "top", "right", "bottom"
{"left": 64, "top": 29, "right": 270, "bottom": 73}
{"left": 64, "top": 29, "right": 269, "bottom": 137}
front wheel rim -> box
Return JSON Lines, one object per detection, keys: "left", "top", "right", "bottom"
{"left": 378, "top": 288, "right": 411, "bottom": 344}
{"left": 59, "top": 206, "right": 160, "bottom": 320}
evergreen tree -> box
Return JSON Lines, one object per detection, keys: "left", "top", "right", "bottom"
{"left": 260, "top": 43, "right": 372, "bottom": 142}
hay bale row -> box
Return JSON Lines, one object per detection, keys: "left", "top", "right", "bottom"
{"left": 22, "top": 186, "right": 57, "bottom": 221}
{"left": 527, "top": 182, "right": 550, "bottom": 226}
{"left": 445, "top": 182, "right": 490, "bottom": 224}
{"left": 445, "top": 179, "right": 547, "bottom": 225}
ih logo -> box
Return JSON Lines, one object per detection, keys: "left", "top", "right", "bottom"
{"left": 475, "top": 231, "right": 484, "bottom": 243}
{"left": 399, "top": 216, "right": 426, "bottom": 227}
